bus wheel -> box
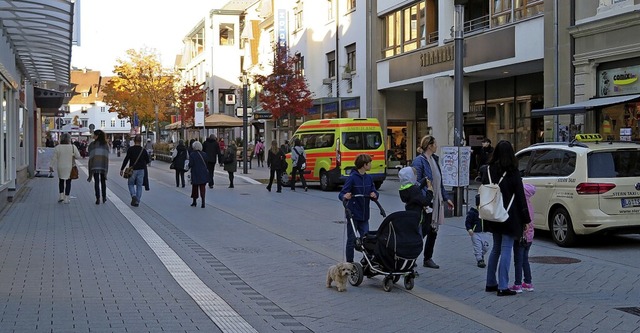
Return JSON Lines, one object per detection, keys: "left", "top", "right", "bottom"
{"left": 320, "top": 171, "right": 335, "bottom": 191}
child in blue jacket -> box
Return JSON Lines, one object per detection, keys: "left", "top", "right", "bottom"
{"left": 338, "top": 154, "right": 379, "bottom": 263}
{"left": 465, "top": 194, "right": 490, "bottom": 268}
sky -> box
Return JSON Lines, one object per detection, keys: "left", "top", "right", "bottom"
{"left": 71, "top": 0, "right": 225, "bottom": 76}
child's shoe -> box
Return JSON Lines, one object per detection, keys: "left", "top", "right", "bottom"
{"left": 477, "top": 259, "right": 486, "bottom": 268}
{"left": 522, "top": 283, "right": 534, "bottom": 292}
{"left": 509, "top": 284, "right": 523, "bottom": 293}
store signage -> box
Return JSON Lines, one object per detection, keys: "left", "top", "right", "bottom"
{"left": 419, "top": 44, "right": 454, "bottom": 67}
{"left": 194, "top": 101, "right": 205, "bottom": 127}
{"left": 598, "top": 65, "right": 640, "bottom": 97}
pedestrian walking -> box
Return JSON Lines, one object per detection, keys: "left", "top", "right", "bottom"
{"left": 481, "top": 140, "right": 530, "bottom": 296}
{"left": 465, "top": 194, "right": 490, "bottom": 268}
{"left": 338, "top": 154, "right": 379, "bottom": 263}
{"left": 510, "top": 183, "right": 536, "bottom": 293}
{"left": 49, "top": 133, "right": 81, "bottom": 204}
{"left": 188, "top": 141, "right": 209, "bottom": 208}
{"left": 222, "top": 140, "right": 237, "bottom": 188}
{"left": 87, "top": 129, "right": 110, "bottom": 204}
{"left": 266, "top": 140, "right": 286, "bottom": 193}
{"left": 290, "top": 138, "right": 308, "bottom": 191}
{"left": 411, "top": 135, "right": 454, "bottom": 269}
{"left": 120, "top": 136, "right": 150, "bottom": 207}
{"left": 202, "top": 134, "right": 222, "bottom": 188}
{"left": 254, "top": 139, "right": 265, "bottom": 167}
{"left": 172, "top": 140, "right": 188, "bottom": 188}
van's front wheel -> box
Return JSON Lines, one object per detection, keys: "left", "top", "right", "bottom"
{"left": 320, "top": 171, "right": 335, "bottom": 191}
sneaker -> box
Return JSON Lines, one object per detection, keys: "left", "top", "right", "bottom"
{"left": 497, "top": 289, "right": 517, "bottom": 296}
{"left": 477, "top": 260, "right": 486, "bottom": 268}
{"left": 509, "top": 284, "right": 523, "bottom": 293}
{"left": 423, "top": 259, "right": 440, "bottom": 269}
{"left": 522, "top": 283, "right": 534, "bottom": 292}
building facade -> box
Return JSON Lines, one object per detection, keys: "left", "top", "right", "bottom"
{"left": 0, "top": 0, "right": 75, "bottom": 210}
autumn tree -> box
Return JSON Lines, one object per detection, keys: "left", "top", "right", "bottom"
{"left": 102, "top": 48, "right": 176, "bottom": 136}
{"left": 176, "top": 81, "right": 206, "bottom": 126}
{"left": 254, "top": 48, "right": 313, "bottom": 133}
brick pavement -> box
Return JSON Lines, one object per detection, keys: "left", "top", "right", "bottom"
{"left": 0, "top": 156, "right": 639, "bottom": 332}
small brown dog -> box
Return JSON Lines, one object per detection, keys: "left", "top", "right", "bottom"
{"left": 326, "top": 262, "right": 354, "bottom": 292}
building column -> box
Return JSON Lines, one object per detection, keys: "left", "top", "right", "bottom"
{"left": 424, "top": 76, "right": 469, "bottom": 148}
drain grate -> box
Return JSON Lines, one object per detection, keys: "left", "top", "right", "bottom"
{"left": 528, "top": 256, "right": 581, "bottom": 264}
{"left": 616, "top": 307, "right": 640, "bottom": 317}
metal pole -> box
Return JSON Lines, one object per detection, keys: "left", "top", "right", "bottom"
{"left": 154, "top": 104, "right": 160, "bottom": 143}
{"left": 242, "top": 77, "right": 248, "bottom": 174}
{"left": 454, "top": 4, "right": 465, "bottom": 217}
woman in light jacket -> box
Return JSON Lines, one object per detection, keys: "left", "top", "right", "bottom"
{"left": 482, "top": 140, "right": 530, "bottom": 296}
{"left": 88, "top": 129, "right": 110, "bottom": 204}
{"left": 50, "top": 133, "right": 82, "bottom": 204}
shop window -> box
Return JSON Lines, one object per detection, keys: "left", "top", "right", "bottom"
{"left": 387, "top": 123, "right": 408, "bottom": 167}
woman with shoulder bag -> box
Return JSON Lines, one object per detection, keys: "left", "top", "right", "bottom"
{"left": 50, "top": 133, "right": 82, "bottom": 204}
{"left": 482, "top": 140, "right": 531, "bottom": 296}
{"left": 87, "top": 130, "right": 110, "bottom": 204}
{"left": 172, "top": 140, "right": 188, "bottom": 188}
{"left": 266, "top": 140, "right": 285, "bottom": 193}
{"left": 223, "top": 141, "right": 237, "bottom": 188}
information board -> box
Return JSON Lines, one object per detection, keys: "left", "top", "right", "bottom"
{"left": 440, "top": 146, "right": 471, "bottom": 187}
{"left": 35, "top": 147, "right": 55, "bottom": 177}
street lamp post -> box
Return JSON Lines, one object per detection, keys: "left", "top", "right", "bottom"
{"left": 154, "top": 104, "right": 160, "bottom": 143}
{"left": 453, "top": 2, "right": 465, "bottom": 217}
{"left": 242, "top": 74, "right": 249, "bottom": 174}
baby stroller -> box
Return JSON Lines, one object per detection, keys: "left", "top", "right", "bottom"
{"left": 344, "top": 198, "right": 423, "bottom": 292}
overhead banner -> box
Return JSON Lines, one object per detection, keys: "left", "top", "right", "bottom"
{"left": 194, "top": 101, "right": 205, "bottom": 127}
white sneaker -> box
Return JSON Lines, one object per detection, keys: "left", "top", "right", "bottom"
{"left": 63, "top": 195, "right": 70, "bottom": 204}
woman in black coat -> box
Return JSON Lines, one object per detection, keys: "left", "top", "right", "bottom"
{"left": 266, "top": 140, "right": 286, "bottom": 193}
{"left": 188, "top": 141, "right": 209, "bottom": 208}
{"left": 172, "top": 140, "right": 188, "bottom": 188}
{"left": 482, "top": 140, "right": 531, "bottom": 296}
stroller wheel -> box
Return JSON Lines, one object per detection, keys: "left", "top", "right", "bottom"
{"left": 348, "top": 262, "right": 364, "bottom": 287}
{"left": 382, "top": 276, "right": 393, "bottom": 292}
{"left": 404, "top": 276, "right": 415, "bottom": 290}
{"left": 392, "top": 274, "right": 401, "bottom": 284}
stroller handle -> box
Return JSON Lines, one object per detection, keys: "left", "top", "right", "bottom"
{"left": 343, "top": 195, "right": 386, "bottom": 218}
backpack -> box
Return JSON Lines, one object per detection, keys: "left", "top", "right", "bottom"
{"left": 293, "top": 147, "right": 306, "bottom": 170}
{"left": 478, "top": 166, "right": 514, "bottom": 222}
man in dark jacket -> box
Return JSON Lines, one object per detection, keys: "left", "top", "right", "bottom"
{"left": 202, "top": 134, "right": 222, "bottom": 188}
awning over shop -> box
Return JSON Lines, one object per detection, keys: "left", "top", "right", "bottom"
{"left": 532, "top": 94, "right": 640, "bottom": 116}
{"left": 0, "top": 0, "right": 75, "bottom": 87}
{"left": 204, "top": 113, "right": 244, "bottom": 128}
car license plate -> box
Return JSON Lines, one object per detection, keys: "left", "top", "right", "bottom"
{"left": 621, "top": 198, "right": 640, "bottom": 208}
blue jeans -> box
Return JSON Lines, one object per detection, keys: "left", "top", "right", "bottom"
{"left": 128, "top": 169, "right": 144, "bottom": 201}
{"left": 346, "top": 219, "right": 369, "bottom": 262}
{"left": 486, "top": 233, "right": 514, "bottom": 290}
{"left": 513, "top": 241, "right": 532, "bottom": 285}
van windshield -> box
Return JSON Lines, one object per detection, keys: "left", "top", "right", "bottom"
{"left": 298, "top": 133, "right": 335, "bottom": 149}
{"left": 342, "top": 132, "right": 383, "bottom": 150}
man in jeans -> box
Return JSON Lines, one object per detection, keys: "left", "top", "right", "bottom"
{"left": 120, "top": 135, "right": 150, "bottom": 207}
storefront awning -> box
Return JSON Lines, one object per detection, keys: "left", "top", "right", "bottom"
{"left": 0, "top": 0, "right": 75, "bottom": 86}
{"left": 532, "top": 94, "right": 640, "bottom": 116}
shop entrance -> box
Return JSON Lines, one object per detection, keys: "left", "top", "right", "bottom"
{"left": 387, "top": 122, "right": 408, "bottom": 170}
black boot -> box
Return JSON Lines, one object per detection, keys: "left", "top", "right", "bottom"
{"left": 95, "top": 196, "right": 100, "bottom": 205}
{"left": 190, "top": 199, "right": 197, "bottom": 207}
{"left": 201, "top": 200, "right": 205, "bottom": 208}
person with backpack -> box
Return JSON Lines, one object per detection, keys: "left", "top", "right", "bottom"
{"left": 266, "top": 140, "right": 286, "bottom": 193}
{"left": 481, "top": 140, "right": 530, "bottom": 296}
{"left": 290, "top": 138, "right": 308, "bottom": 191}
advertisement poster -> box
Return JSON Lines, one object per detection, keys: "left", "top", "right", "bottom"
{"left": 440, "top": 146, "right": 471, "bottom": 187}
{"left": 194, "top": 101, "right": 205, "bottom": 127}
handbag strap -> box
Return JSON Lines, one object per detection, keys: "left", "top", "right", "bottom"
{"left": 198, "top": 151, "right": 206, "bottom": 167}
{"left": 487, "top": 165, "right": 515, "bottom": 210}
